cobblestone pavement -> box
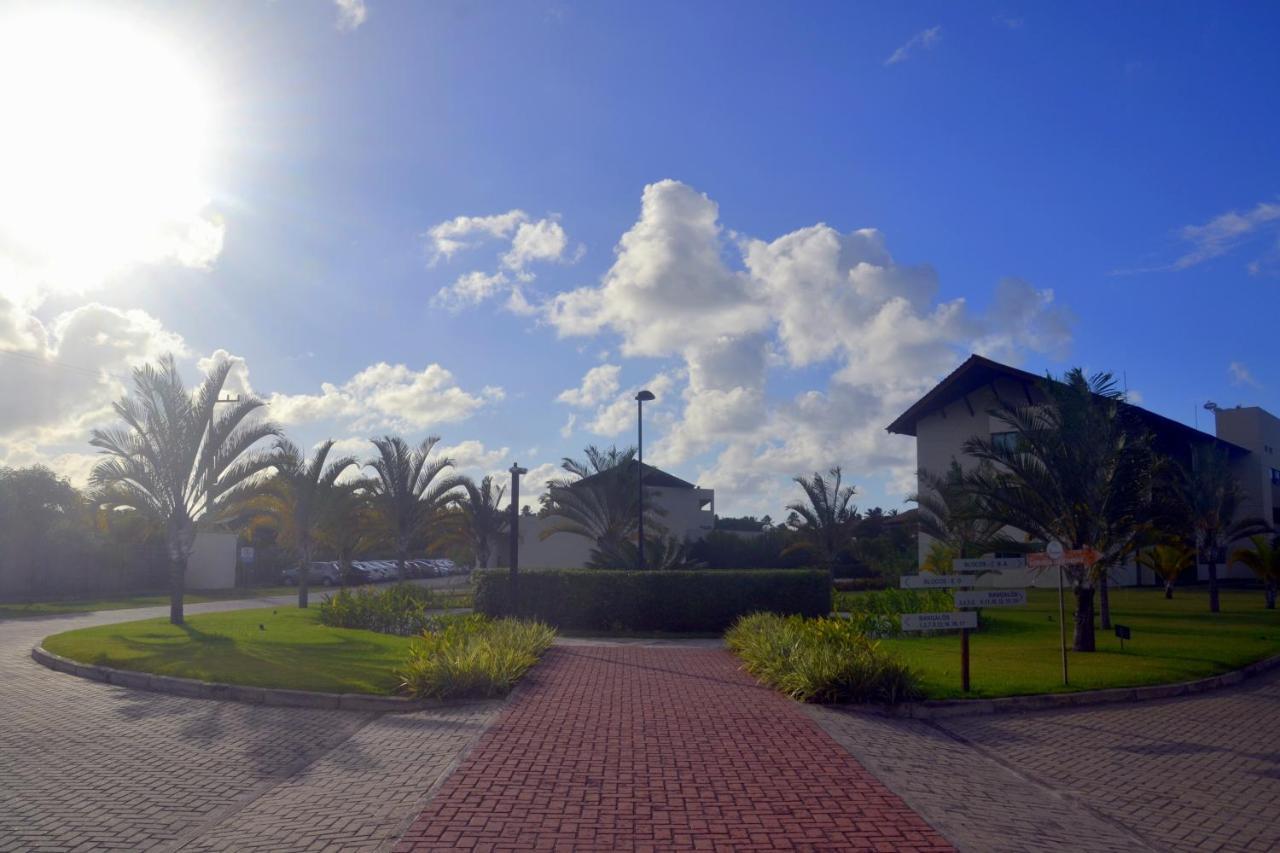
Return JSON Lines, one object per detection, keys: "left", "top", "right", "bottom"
{"left": 810, "top": 666, "right": 1280, "bottom": 853}
{"left": 395, "top": 646, "right": 953, "bottom": 852}
{"left": 0, "top": 596, "right": 498, "bottom": 853}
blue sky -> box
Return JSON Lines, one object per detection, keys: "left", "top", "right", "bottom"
{"left": 2, "top": 0, "right": 1279, "bottom": 516}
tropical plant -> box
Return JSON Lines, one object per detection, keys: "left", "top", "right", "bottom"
{"left": 540, "top": 444, "right": 662, "bottom": 565}
{"left": 452, "top": 475, "right": 509, "bottom": 569}
{"left": 399, "top": 614, "right": 556, "bottom": 699}
{"left": 725, "top": 612, "right": 921, "bottom": 704}
{"left": 89, "top": 355, "right": 277, "bottom": 625}
{"left": 315, "top": 481, "right": 384, "bottom": 585}
{"left": 784, "top": 467, "right": 859, "bottom": 569}
{"left": 318, "top": 582, "right": 445, "bottom": 634}
{"left": 911, "top": 460, "right": 1010, "bottom": 560}
{"left": 1228, "top": 534, "right": 1280, "bottom": 609}
{"left": 232, "top": 438, "right": 357, "bottom": 608}
{"left": 961, "top": 368, "right": 1154, "bottom": 651}
{"left": 367, "top": 435, "right": 460, "bottom": 579}
{"left": 1135, "top": 543, "right": 1195, "bottom": 599}
{"left": 1163, "top": 444, "right": 1270, "bottom": 613}
{"left": 585, "top": 535, "right": 701, "bottom": 570}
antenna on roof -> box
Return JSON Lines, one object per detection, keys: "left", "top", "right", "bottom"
{"left": 1204, "top": 401, "right": 1220, "bottom": 412}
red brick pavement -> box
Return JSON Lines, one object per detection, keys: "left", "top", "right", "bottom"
{"left": 395, "top": 646, "right": 953, "bottom": 852}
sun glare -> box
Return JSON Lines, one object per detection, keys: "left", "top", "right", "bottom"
{"left": 0, "top": 8, "right": 221, "bottom": 291}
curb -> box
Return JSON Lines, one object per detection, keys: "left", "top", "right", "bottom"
{"left": 840, "top": 651, "right": 1280, "bottom": 719}
{"left": 30, "top": 645, "right": 472, "bottom": 713}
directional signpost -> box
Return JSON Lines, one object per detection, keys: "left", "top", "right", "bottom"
{"left": 900, "top": 556, "right": 1031, "bottom": 692}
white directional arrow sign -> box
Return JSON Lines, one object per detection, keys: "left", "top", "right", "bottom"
{"left": 954, "top": 589, "right": 1028, "bottom": 608}
{"left": 900, "top": 574, "right": 976, "bottom": 589}
{"left": 901, "top": 611, "right": 978, "bottom": 631}
{"left": 952, "top": 558, "right": 1027, "bottom": 573}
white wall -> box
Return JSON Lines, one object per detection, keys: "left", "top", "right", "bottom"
{"left": 186, "top": 532, "right": 237, "bottom": 590}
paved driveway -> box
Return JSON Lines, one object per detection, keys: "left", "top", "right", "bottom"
{"left": 0, "top": 588, "right": 498, "bottom": 853}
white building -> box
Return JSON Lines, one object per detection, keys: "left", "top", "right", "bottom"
{"left": 514, "top": 462, "right": 715, "bottom": 570}
{"left": 887, "top": 354, "right": 1278, "bottom": 586}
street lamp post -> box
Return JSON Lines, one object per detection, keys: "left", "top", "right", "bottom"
{"left": 635, "top": 390, "right": 655, "bottom": 569}
{"left": 508, "top": 463, "right": 526, "bottom": 582}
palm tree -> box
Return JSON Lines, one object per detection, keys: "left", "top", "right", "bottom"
{"left": 453, "top": 475, "right": 509, "bottom": 569}
{"left": 367, "top": 436, "right": 460, "bottom": 578}
{"left": 89, "top": 355, "right": 277, "bottom": 625}
{"left": 1228, "top": 534, "right": 1280, "bottom": 609}
{"left": 1165, "top": 444, "right": 1270, "bottom": 613}
{"left": 962, "top": 368, "right": 1154, "bottom": 651}
{"left": 540, "top": 445, "right": 663, "bottom": 566}
{"left": 235, "top": 439, "right": 357, "bottom": 608}
{"left": 316, "top": 481, "right": 383, "bottom": 585}
{"left": 783, "top": 467, "right": 859, "bottom": 570}
{"left": 911, "top": 460, "right": 1014, "bottom": 560}
{"left": 1136, "top": 542, "right": 1195, "bottom": 599}
{"left": 586, "top": 535, "right": 700, "bottom": 570}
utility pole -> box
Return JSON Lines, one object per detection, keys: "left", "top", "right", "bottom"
{"left": 508, "top": 463, "right": 526, "bottom": 582}
{"left": 635, "top": 389, "right": 654, "bottom": 570}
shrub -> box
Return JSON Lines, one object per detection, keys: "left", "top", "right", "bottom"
{"left": 474, "top": 569, "right": 831, "bottom": 632}
{"left": 725, "top": 612, "right": 921, "bottom": 704}
{"left": 318, "top": 583, "right": 446, "bottom": 636}
{"left": 832, "top": 588, "right": 953, "bottom": 637}
{"left": 399, "top": 614, "right": 556, "bottom": 699}
{"left": 832, "top": 577, "right": 889, "bottom": 593}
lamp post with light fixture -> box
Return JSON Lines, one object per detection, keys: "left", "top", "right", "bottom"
{"left": 635, "top": 389, "right": 655, "bottom": 569}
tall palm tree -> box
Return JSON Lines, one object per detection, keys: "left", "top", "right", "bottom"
{"left": 89, "top": 355, "right": 277, "bottom": 625}
{"left": 540, "top": 445, "right": 662, "bottom": 567}
{"left": 962, "top": 368, "right": 1154, "bottom": 651}
{"left": 1228, "top": 534, "right": 1280, "bottom": 609}
{"left": 1136, "top": 542, "right": 1195, "bottom": 599}
{"left": 367, "top": 436, "right": 460, "bottom": 578}
{"left": 911, "top": 460, "right": 1013, "bottom": 561}
{"left": 453, "top": 475, "right": 509, "bottom": 569}
{"left": 586, "top": 535, "right": 700, "bottom": 570}
{"left": 1165, "top": 444, "right": 1270, "bottom": 613}
{"left": 783, "top": 467, "right": 859, "bottom": 570}
{"left": 235, "top": 439, "right": 357, "bottom": 608}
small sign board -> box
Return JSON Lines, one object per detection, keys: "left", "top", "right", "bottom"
{"left": 952, "top": 557, "right": 1026, "bottom": 573}
{"left": 1027, "top": 547, "right": 1100, "bottom": 569}
{"left": 901, "top": 611, "right": 978, "bottom": 632}
{"left": 239, "top": 546, "right": 255, "bottom": 564}
{"left": 901, "top": 574, "right": 975, "bottom": 589}
{"left": 954, "top": 589, "right": 1028, "bottom": 608}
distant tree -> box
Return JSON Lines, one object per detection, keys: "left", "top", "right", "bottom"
{"left": 911, "top": 461, "right": 1011, "bottom": 559}
{"left": 1163, "top": 444, "right": 1270, "bottom": 613}
{"left": 315, "top": 481, "right": 382, "bottom": 585}
{"left": 1136, "top": 543, "right": 1195, "bottom": 599}
{"left": 367, "top": 436, "right": 460, "bottom": 579}
{"left": 541, "top": 445, "right": 662, "bottom": 567}
{"left": 233, "top": 439, "right": 357, "bottom": 608}
{"left": 89, "top": 356, "right": 277, "bottom": 626}
{"left": 452, "top": 475, "right": 509, "bottom": 569}
{"left": 715, "top": 515, "right": 768, "bottom": 532}
{"left": 1228, "top": 534, "right": 1280, "bottom": 609}
{"left": 962, "top": 368, "right": 1154, "bottom": 651}
{"left": 784, "top": 467, "right": 859, "bottom": 570}
{"left": 586, "top": 535, "right": 700, "bottom": 571}
{"left": 0, "top": 466, "right": 94, "bottom": 594}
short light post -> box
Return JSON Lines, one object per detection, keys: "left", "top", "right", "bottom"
{"left": 634, "top": 389, "right": 655, "bottom": 570}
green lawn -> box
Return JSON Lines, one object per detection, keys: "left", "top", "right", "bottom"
{"left": 860, "top": 587, "right": 1280, "bottom": 699}
{"left": 0, "top": 587, "right": 296, "bottom": 620}
{"left": 42, "top": 607, "right": 414, "bottom": 694}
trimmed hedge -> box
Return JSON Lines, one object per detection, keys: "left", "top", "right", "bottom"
{"left": 474, "top": 568, "right": 831, "bottom": 633}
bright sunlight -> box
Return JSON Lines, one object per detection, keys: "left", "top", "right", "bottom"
{"left": 0, "top": 8, "right": 222, "bottom": 292}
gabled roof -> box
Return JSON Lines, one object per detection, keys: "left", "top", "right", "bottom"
{"left": 572, "top": 460, "right": 699, "bottom": 490}
{"left": 886, "top": 354, "right": 1248, "bottom": 454}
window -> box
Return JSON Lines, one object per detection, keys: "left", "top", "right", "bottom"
{"left": 991, "top": 431, "right": 1020, "bottom": 453}
{"left": 1272, "top": 468, "right": 1280, "bottom": 486}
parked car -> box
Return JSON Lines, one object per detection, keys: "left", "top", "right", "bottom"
{"left": 282, "top": 561, "right": 343, "bottom": 587}
{"left": 429, "top": 558, "right": 462, "bottom": 576}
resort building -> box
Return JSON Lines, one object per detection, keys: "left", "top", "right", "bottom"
{"left": 888, "top": 354, "right": 1280, "bottom": 586}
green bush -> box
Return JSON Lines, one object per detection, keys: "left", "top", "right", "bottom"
{"left": 399, "top": 614, "right": 556, "bottom": 699}
{"left": 318, "top": 583, "right": 447, "bottom": 636}
{"left": 474, "top": 569, "right": 831, "bottom": 632}
{"left": 833, "top": 577, "right": 889, "bottom": 592}
{"left": 725, "top": 612, "right": 921, "bottom": 704}
{"left": 833, "top": 588, "right": 953, "bottom": 636}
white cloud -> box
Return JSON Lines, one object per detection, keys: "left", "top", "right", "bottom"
{"left": 885, "top": 26, "right": 942, "bottom": 66}
{"left": 559, "top": 413, "right": 576, "bottom": 438}
{"left": 334, "top": 0, "right": 368, "bottom": 32}
{"left": 504, "top": 219, "right": 569, "bottom": 271}
{"left": 438, "top": 439, "right": 509, "bottom": 473}
{"left": 427, "top": 210, "right": 528, "bottom": 263}
{"left": 557, "top": 364, "right": 621, "bottom": 407}
{"left": 1229, "top": 361, "right": 1261, "bottom": 388}
{"left": 1173, "top": 201, "right": 1280, "bottom": 270}
{"left": 433, "top": 270, "right": 510, "bottom": 310}
{"left": 268, "top": 362, "right": 502, "bottom": 432}
{"left": 544, "top": 179, "right": 1073, "bottom": 512}
{"left": 197, "top": 348, "right": 255, "bottom": 396}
